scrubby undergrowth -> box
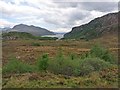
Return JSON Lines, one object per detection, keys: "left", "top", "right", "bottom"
{"left": 2, "top": 45, "right": 118, "bottom": 88}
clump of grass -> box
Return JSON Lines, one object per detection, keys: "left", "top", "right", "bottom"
{"left": 31, "top": 42, "right": 41, "bottom": 46}
{"left": 3, "top": 57, "right": 34, "bottom": 74}
{"left": 69, "top": 53, "right": 77, "bottom": 60}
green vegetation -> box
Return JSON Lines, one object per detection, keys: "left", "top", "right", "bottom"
{"left": 2, "top": 32, "right": 35, "bottom": 39}
{"left": 2, "top": 12, "right": 119, "bottom": 88}
{"left": 37, "top": 54, "right": 49, "bottom": 71}
{"left": 2, "top": 44, "right": 118, "bottom": 88}
{"left": 3, "top": 45, "right": 117, "bottom": 76}
{"left": 2, "top": 32, "right": 58, "bottom": 40}
{"left": 31, "top": 42, "right": 41, "bottom": 46}
{"left": 90, "top": 44, "right": 117, "bottom": 64}
{"left": 37, "top": 37, "right": 58, "bottom": 40}
{"left": 3, "top": 57, "right": 35, "bottom": 74}
{"left": 2, "top": 66, "right": 118, "bottom": 88}
{"left": 48, "top": 56, "right": 114, "bottom": 76}
{"left": 78, "top": 58, "right": 113, "bottom": 76}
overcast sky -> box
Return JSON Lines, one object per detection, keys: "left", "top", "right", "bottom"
{"left": 0, "top": 0, "right": 119, "bottom": 32}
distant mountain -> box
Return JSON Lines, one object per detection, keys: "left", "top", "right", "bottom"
{"left": 64, "top": 12, "right": 119, "bottom": 40}
{"left": 2, "top": 31, "right": 58, "bottom": 40}
{"left": 7, "top": 24, "right": 54, "bottom": 36}
{"left": 2, "top": 27, "right": 11, "bottom": 31}
{"left": 1, "top": 27, "right": 11, "bottom": 33}
{"left": 0, "top": 28, "right": 2, "bottom": 31}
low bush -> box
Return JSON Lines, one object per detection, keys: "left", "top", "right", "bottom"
{"left": 47, "top": 45, "right": 117, "bottom": 76}
{"left": 48, "top": 57, "right": 113, "bottom": 76}
{"left": 37, "top": 54, "right": 49, "bottom": 72}
{"left": 48, "top": 57, "right": 80, "bottom": 76}
{"left": 3, "top": 57, "right": 34, "bottom": 74}
{"left": 78, "top": 58, "right": 113, "bottom": 76}
{"left": 90, "top": 44, "right": 116, "bottom": 64}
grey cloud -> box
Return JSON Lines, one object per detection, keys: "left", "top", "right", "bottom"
{"left": 77, "top": 2, "right": 118, "bottom": 12}
{"left": 68, "top": 10, "right": 90, "bottom": 22}
{"left": 54, "top": 2, "right": 79, "bottom": 8}
{"left": 54, "top": 1, "right": 118, "bottom": 12}
{"left": 1, "top": 0, "right": 118, "bottom": 32}
{"left": 44, "top": 18, "right": 61, "bottom": 26}
{"left": 51, "top": 2, "right": 118, "bottom": 28}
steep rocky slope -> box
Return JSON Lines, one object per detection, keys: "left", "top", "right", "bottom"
{"left": 64, "top": 12, "right": 119, "bottom": 40}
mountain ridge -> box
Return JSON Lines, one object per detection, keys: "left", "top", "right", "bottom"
{"left": 4, "top": 24, "right": 55, "bottom": 36}
{"left": 64, "top": 12, "right": 119, "bottom": 40}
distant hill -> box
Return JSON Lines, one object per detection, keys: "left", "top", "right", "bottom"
{"left": 64, "top": 12, "right": 119, "bottom": 40}
{"left": 1, "top": 27, "right": 11, "bottom": 33}
{"left": 2, "top": 32, "right": 58, "bottom": 40}
{"left": 2, "top": 32, "right": 35, "bottom": 40}
{"left": 6, "top": 24, "right": 55, "bottom": 36}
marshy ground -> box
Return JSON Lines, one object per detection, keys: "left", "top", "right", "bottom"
{"left": 2, "top": 35, "right": 119, "bottom": 88}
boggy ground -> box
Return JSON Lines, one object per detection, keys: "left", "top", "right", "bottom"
{"left": 2, "top": 35, "right": 118, "bottom": 65}
{"left": 2, "top": 35, "right": 119, "bottom": 88}
{"left": 2, "top": 66, "right": 118, "bottom": 88}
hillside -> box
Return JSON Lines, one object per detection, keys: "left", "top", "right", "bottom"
{"left": 64, "top": 12, "right": 119, "bottom": 40}
{"left": 2, "top": 32, "right": 58, "bottom": 40}
{"left": 2, "top": 32, "right": 35, "bottom": 40}
{"left": 7, "top": 24, "right": 55, "bottom": 36}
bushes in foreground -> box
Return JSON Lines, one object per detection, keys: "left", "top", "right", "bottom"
{"left": 48, "top": 57, "right": 114, "bottom": 76}
{"left": 90, "top": 45, "right": 117, "bottom": 64}
{"left": 78, "top": 58, "right": 113, "bottom": 76}
{"left": 37, "top": 54, "right": 49, "bottom": 71}
{"left": 3, "top": 57, "right": 34, "bottom": 74}
{"left": 3, "top": 45, "right": 117, "bottom": 76}
{"left": 47, "top": 45, "right": 116, "bottom": 76}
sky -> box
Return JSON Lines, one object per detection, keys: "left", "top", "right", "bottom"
{"left": 0, "top": 0, "right": 119, "bottom": 33}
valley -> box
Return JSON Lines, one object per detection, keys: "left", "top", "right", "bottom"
{"left": 1, "top": 11, "right": 119, "bottom": 88}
